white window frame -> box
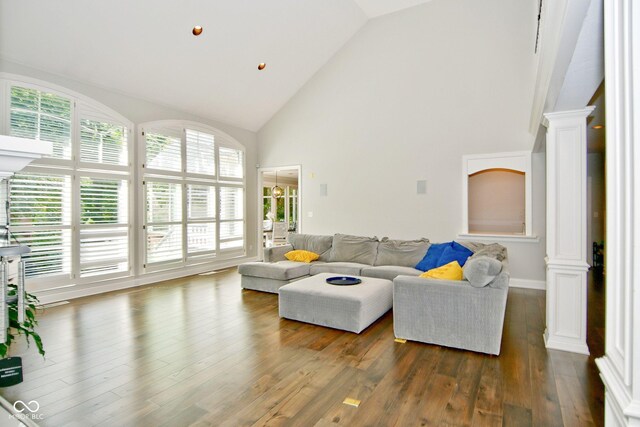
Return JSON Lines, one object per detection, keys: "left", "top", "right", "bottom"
{"left": 138, "top": 120, "right": 246, "bottom": 274}
{"left": 460, "top": 151, "right": 538, "bottom": 242}
{"left": 0, "top": 73, "right": 134, "bottom": 291}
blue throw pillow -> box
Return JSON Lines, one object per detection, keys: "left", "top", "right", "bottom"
{"left": 437, "top": 241, "right": 473, "bottom": 268}
{"left": 415, "top": 242, "right": 450, "bottom": 272}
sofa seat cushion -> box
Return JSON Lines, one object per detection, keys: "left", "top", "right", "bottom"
{"left": 374, "top": 237, "right": 430, "bottom": 267}
{"left": 238, "top": 261, "right": 310, "bottom": 281}
{"left": 309, "top": 262, "right": 369, "bottom": 276}
{"left": 361, "top": 265, "right": 423, "bottom": 281}
{"left": 329, "top": 234, "right": 379, "bottom": 265}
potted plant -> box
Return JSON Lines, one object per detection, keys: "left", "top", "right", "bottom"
{"left": 0, "top": 284, "right": 44, "bottom": 387}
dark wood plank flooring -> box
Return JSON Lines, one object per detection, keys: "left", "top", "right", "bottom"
{"left": 0, "top": 268, "right": 605, "bottom": 426}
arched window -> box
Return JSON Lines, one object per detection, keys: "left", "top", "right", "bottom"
{"left": 0, "top": 74, "right": 133, "bottom": 288}
{"left": 139, "top": 120, "right": 246, "bottom": 272}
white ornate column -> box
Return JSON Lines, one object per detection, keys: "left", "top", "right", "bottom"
{"left": 543, "top": 107, "right": 594, "bottom": 355}
{"left": 595, "top": 0, "right": 640, "bottom": 425}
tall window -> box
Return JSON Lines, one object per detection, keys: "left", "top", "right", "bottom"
{"left": 4, "top": 82, "right": 132, "bottom": 285}
{"left": 141, "top": 122, "right": 245, "bottom": 271}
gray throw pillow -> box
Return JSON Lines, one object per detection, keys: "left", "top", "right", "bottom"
{"left": 329, "top": 234, "right": 379, "bottom": 265}
{"left": 374, "top": 237, "right": 430, "bottom": 267}
{"left": 288, "top": 234, "right": 333, "bottom": 261}
{"left": 463, "top": 256, "right": 503, "bottom": 287}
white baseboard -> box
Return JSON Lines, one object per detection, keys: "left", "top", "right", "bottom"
{"left": 34, "top": 256, "right": 258, "bottom": 305}
{"left": 544, "top": 332, "right": 590, "bottom": 355}
{"left": 510, "top": 278, "right": 546, "bottom": 290}
{"left": 597, "top": 356, "right": 640, "bottom": 425}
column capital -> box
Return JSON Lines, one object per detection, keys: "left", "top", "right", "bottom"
{"left": 542, "top": 106, "right": 596, "bottom": 127}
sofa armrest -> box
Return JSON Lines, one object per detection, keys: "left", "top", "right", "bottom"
{"left": 392, "top": 275, "right": 508, "bottom": 355}
{"left": 264, "top": 244, "right": 293, "bottom": 262}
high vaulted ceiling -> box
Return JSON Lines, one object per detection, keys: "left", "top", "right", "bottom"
{"left": 0, "top": 0, "right": 433, "bottom": 131}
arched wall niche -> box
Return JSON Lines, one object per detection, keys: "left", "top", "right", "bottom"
{"left": 462, "top": 151, "right": 533, "bottom": 237}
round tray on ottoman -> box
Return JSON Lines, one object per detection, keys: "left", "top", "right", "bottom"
{"left": 325, "top": 276, "right": 362, "bottom": 286}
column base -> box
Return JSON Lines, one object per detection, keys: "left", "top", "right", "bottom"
{"left": 544, "top": 329, "right": 590, "bottom": 354}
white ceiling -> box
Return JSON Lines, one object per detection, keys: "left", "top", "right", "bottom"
{"left": 352, "top": 0, "right": 434, "bottom": 18}
{"left": 0, "top": 0, "right": 433, "bottom": 132}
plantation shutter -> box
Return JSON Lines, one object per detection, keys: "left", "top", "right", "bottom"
{"left": 187, "top": 184, "right": 216, "bottom": 254}
{"left": 218, "top": 147, "right": 244, "bottom": 180}
{"left": 186, "top": 129, "right": 215, "bottom": 176}
{"left": 145, "top": 181, "right": 183, "bottom": 264}
{"left": 79, "top": 178, "right": 129, "bottom": 277}
{"left": 80, "top": 119, "right": 128, "bottom": 166}
{"left": 9, "top": 86, "right": 72, "bottom": 160}
{"left": 219, "top": 186, "right": 244, "bottom": 250}
{"left": 145, "top": 131, "right": 182, "bottom": 172}
{"left": 8, "top": 173, "right": 72, "bottom": 278}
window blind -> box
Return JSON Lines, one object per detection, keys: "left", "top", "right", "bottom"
{"left": 187, "top": 185, "right": 215, "bottom": 220}
{"left": 220, "top": 187, "right": 243, "bottom": 220}
{"left": 186, "top": 129, "right": 215, "bottom": 176}
{"left": 219, "top": 147, "right": 244, "bottom": 179}
{"left": 146, "top": 181, "right": 182, "bottom": 224}
{"left": 146, "top": 224, "right": 183, "bottom": 263}
{"left": 8, "top": 173, "right": 72, "bottom": 278}
{"left": 145, "top": 132, "right": 182, "bottom": 172}
{"left": 80, "top": 119, "right": 128, "bottom": 166}
{"left": 10, "top": 86, "right": 72, "bottom": 160}
{"left": 79, "top": 178, "right": 129, "bottom": 277}
{"left": 219, "top": 186, "right": 244, "bottom": 250}
{"left": 187, "top": 184, "right": 216, "bottom": 254}
{"left": 145, "top": 181, "right": 182, "bottom": 264}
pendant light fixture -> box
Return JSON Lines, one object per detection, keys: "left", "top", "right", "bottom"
{"left": 271, "top": 171, "right": 284, "bottom": 199}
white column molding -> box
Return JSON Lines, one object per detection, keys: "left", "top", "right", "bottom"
{"left": 595, "top": 0, "right": 640, "bottom": 425}
{"left": 542, "top": 107, "right": 593, "bottom": 355}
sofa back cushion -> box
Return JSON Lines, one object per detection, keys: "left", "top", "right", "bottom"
{"left": 374, "top": 237, "right": 430, "bottom": 267}
{"left": 329, "top": 234, "right": 379, "bottom": 265}
{"left": 288, "top": 234, "right": 333, "bottom": 261}
{"left": 472, "top": 243, "right": 507, "bottom": 261}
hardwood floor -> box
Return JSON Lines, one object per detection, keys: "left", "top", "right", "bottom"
{"left": 0, "top": 268, "right": 604, "bottom": 426}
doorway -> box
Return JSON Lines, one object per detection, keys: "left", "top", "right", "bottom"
{"left": 258, "top": 166, "right": 301, "bottom": 254}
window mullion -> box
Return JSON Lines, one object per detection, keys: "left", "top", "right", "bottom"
{"left": 182, "top": 182, "right": 188, "bottom": 263}
{"left": 71, "top": 99, "right": 81, "bottom": 281}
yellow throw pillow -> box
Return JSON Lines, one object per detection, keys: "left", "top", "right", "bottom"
{"left": 419, "top": 261, "right": 463, "bottom": 281}
{"left": 284, "top": 250, "right": 320, "bottom": 263}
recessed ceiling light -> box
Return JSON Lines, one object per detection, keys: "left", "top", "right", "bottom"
{"left": 258, "top": 63, "right": 267, "bottom": 71}
{"left": 592, "top": 125, "right": 604, "bottom": 129}
{"left": 192, "top": 26, "right": 203, "bottom": 36}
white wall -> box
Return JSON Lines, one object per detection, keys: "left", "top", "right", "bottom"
{"left": 258, "top": 0, "right": 547, "bottom": 281}
{"left": 0, "top": 57, "right": 260, "bottom": 260}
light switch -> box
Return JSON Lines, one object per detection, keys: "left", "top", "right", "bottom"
{"left": 320, "top": 184, "right": 328, "bottom": 197}
{"left": 308, "top": 211, "right": 313, "bottom": 218}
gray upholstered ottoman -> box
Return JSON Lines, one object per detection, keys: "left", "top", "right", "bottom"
{"left": 278, "top": 273, "right": 393, "bottom": 333}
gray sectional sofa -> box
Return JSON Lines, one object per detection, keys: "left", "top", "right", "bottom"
{"left": 238, "top": 233, "right": 509, "bottom": 355}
